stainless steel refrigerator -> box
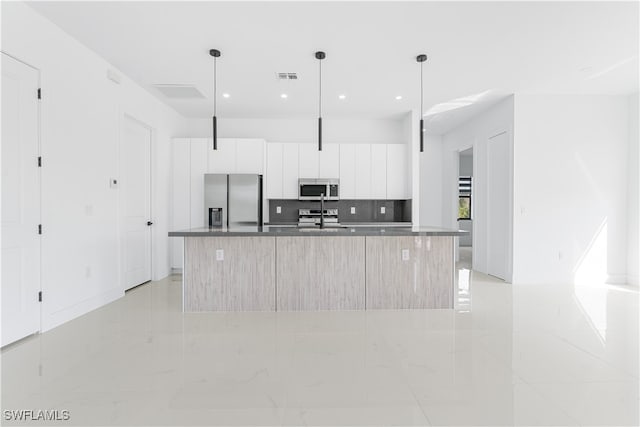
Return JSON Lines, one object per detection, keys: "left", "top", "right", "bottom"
{"left": 204, "top": 174, "right": 263, "bottom": 228}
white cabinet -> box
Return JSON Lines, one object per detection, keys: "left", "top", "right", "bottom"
{"left": 236, "top": 139, "right": 265, "bottom": 174}
{"left": 319, "top": 144, "right": 340, "bottom": 178}
{"left": 298, "top": 144, "right": 319, "bottom": 178}
{"left": 339, "top": 144, "right": 356, "bottom": 199}
{"left": 171, "top": 139, "right": 190, "bottom": 269}
{"left": 207, "top": 138, "right": 235, "bottom": 173}
{"left": 190, "top": 139, "right": 208, "bottom": 227}
{"left": 282, "top": 144, "right": 299, "bottom": 198}
{"left": 354, "top": 144, "right": 372, "bottom": 199}
{"left": 371, "top": 144, "right": 387, "bottom": 199}
{"left": 266, "top": 143, "right": 283, "bottom": 199}
{"left": 387, "top": 144, "right": 409, "bottom": 199}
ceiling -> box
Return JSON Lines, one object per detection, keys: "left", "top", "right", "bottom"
{"left": 27, "top": 1, "right": 639, "bottom": 126}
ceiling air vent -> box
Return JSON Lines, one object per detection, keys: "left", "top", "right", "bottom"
{"left": 153, "top": 84, "right": 205, "bottom": 99}
{"left": 276, "top": 72, "right": 298, "bottom": 81}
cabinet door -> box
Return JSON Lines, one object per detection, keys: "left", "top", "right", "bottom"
{"left": 339, "top": 144, "right": 356, "bottom": 199}
{"left": 319, "top": 144, "right": 340, "bottom": 178}
{"left": 266, "top": 143, "right": 283, "bottom": 199}
{"left": 371, "top": 144, "right": 387, "bottom": 199}
{"left": 298, "top": 143, "right": 319, "bottom": 178}
{"left": 236, "top": 138, "right": 265, "bottom": 174}
{"left": 208, "top": 138, "right": 236, "bottom": 173}
{"left": 354, "top": 144, "right": 372, "bottom": 199}
{"left": 386, "top": 144, "right": 408, "bottom": 199}
{"left": 190, "top": 139, "right": 208, "bottom": 227}
{"left": 171, "top": 138, "right": 190, "bottom": 269}
{"left": 282, "top": 143, "right": 300, "bottom": 199}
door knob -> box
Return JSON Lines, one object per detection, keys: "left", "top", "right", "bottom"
{"left": 147, "top": 221, "right": 153, "bottom": 226}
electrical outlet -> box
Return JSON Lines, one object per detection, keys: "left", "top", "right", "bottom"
{"left": 216, "top": 249, "right": 224, "bottom": 261}
{"left": 401, "top": 249, "right": 410, "bottom": 261}
{"left": 350, "top": 207, "right": 356, "bottom": 214}
{"left": 276, "top": 206, "right": 281, "bottom": 214}
{"left": 380, "top": 207, "right": 386, "bottom": 214}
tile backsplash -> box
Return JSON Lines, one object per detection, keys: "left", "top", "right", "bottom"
{"left": 268, "top": 199, "right": 411, "bottom": 223}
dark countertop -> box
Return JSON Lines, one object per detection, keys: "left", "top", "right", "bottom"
{"left": 169, "top": 225, "right": 468, "bottom": 237}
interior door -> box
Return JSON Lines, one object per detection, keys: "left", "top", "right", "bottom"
{"left": 1, "top": 53, "right": 41, "bottom": 346}
{"left": 121, "top": 116, "right": 152, "bottom": 290}
{"left": 487, "top": 132, "right": 509, "bottom": 280}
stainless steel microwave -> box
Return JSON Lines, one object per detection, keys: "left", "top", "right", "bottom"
{"left": 298, "top": 178, "right": 340, "bottom": 201}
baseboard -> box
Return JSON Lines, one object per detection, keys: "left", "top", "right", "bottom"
{"left": 607, "top": 274, "right": 629, "bottom": 285}
{"left": 627, "top": 274, "right": 639, "bottom": 286}
{"left": 41, "top": 286, "right": 124, "bottom": 333}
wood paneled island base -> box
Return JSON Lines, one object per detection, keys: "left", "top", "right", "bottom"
{"left": 171, "top": 226, "right": 465, "bottom": 312}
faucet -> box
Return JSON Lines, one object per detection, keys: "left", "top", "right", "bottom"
{"left": 320, "top": 193, "right": 325, "bottom": 229}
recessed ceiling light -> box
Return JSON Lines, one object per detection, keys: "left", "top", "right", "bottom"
{"left": 280, "top": 93, "right": 288, "bottom": 99}
{"left": 338, "top": 94, "right": 346, "bottom": 100}
{"left": 395, "top": 95, "right": 403, "bottom": 100}
{"left": 222, "top": 93, "right": 230, "bottom": 98}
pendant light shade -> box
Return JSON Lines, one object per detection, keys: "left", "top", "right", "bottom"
{"left": 315, "top": 51, "right": 326, "bottom": 151}
{"left": 210, "top": 49, "right": 221, "bottom": 150}
{"left": 417, "top": 54, "right": 427, "bottom": 153}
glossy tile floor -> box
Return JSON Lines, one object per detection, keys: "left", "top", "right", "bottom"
{"left": 2, "top": 253, "right": 638, "bottom": 426}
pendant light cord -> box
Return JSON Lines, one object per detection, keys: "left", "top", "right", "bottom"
{"left": 420, "top": 61, "right": 423, "bottom": 117}
{"left": 213, "top": 56, "right": 217, "bottom": 116}
{"left": 319, "top": 58, "right": 322, "bottom": 118}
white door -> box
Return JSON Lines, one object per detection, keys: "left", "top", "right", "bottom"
{"left": 121, "top": 116, "right": 152, "bottom": 290}
{"left": 487, "top": 132, "right": 509, "bottom": 280}
{"left": 1, "top": 53, "right": 41, "bottom": 346}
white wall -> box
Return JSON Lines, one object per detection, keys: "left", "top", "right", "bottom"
{"left": 513, "top": 94, "right": 629, "bottom": 285}
{"left": 180, "top": 117, "right": 404, "bottom": 144}
{"left": 626, "top": 92, "right": 639, "bottom": 286}
{"left": 440, "top": 96, "right": 514, "bottom": 279}
{"left": 2, "top": 2, "right": 185, "bottom": 331}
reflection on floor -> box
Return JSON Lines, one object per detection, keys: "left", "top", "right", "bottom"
{"left": 1, "top": 263, "right": 638, "bottom": 426}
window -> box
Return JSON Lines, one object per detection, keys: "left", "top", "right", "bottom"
{"left": 458, "top": 176, "right": 472, "bottom": 220}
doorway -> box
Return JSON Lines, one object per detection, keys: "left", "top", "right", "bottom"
{"left": 121, "top": 116, "right": 152, "bottom": 290}
{"left": 457, "top": 147, "right": 473, "bottom": 270}
{"left": 1, "top": 53, "right": 41, "bottom": 346}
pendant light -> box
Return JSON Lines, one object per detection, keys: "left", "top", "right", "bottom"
{"left": 416, "top": 54, "right": 427, "bottom": 152}
{"left": 315, "top": 51, "right": 326, "bottom": 151}
{"left": 210, "top": 49, "right": 221, "bottom": 150}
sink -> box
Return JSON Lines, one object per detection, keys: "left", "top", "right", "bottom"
{"left": 298, "top": 227, "right": 342, "bottom": 232}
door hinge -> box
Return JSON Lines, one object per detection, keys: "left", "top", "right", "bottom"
{"left": 38, "top": 291, "right": 42, "bottom": 302}
{"left": 37, "top": 88, "right": 41, "bottom": 100}
{"left": 37, "top": 156, "right": 42, "bottom": 167}
{"left": 38, "top": 224, "right": 42, "bottom": 235}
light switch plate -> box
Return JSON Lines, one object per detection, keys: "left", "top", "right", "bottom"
{"left": 380, "top": 207, "right": 386, "bottom": 214}
{"left": 350, "top": 207, "right": 356, "bottom": 214}
{"left": 110, "top": 178, "right": 118, "bottom": 189}
{"left": 276, "top": 206, "right": 282, "bottom": 214}
{"left": 401, "top": 249, "right": 410, "bottom": 261}
{"left": 216, "top": 249, "right": 224, "bottom": 261}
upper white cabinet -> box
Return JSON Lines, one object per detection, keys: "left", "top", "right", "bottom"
{"left": 298, "top": 144, "right": 319, "bottom": 178}
{"left": 207, "top": 138, "right": 265, "bottom": 174}
{"left": 266, "top": 143, "right": 284, "bottom": 199}
{"left": 371, "top": 144, "right": 387, "bottom": 199}
{"left": 387, "top": 144, "right": 409, "bottom": 199}
{"left": 319, "top": 144, "right": 340, "bottom": 178}
{"left": 354, "top": 144, "right": 372, "bottom": 199}
{"left": 207, "top": 138, "right": 236, "bottom": 173}
{"left": 236, "top": 139, "right": 265, "bottom": 174}
{"left": 339, "top": 144, "right": 356, "bottom": 199}
{"left": 282, "top": 144, "right": 299, "bottom": 198}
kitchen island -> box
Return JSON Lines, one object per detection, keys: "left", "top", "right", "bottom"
{"left": 169, "top": 226, "right": 467, "bottom": 312}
